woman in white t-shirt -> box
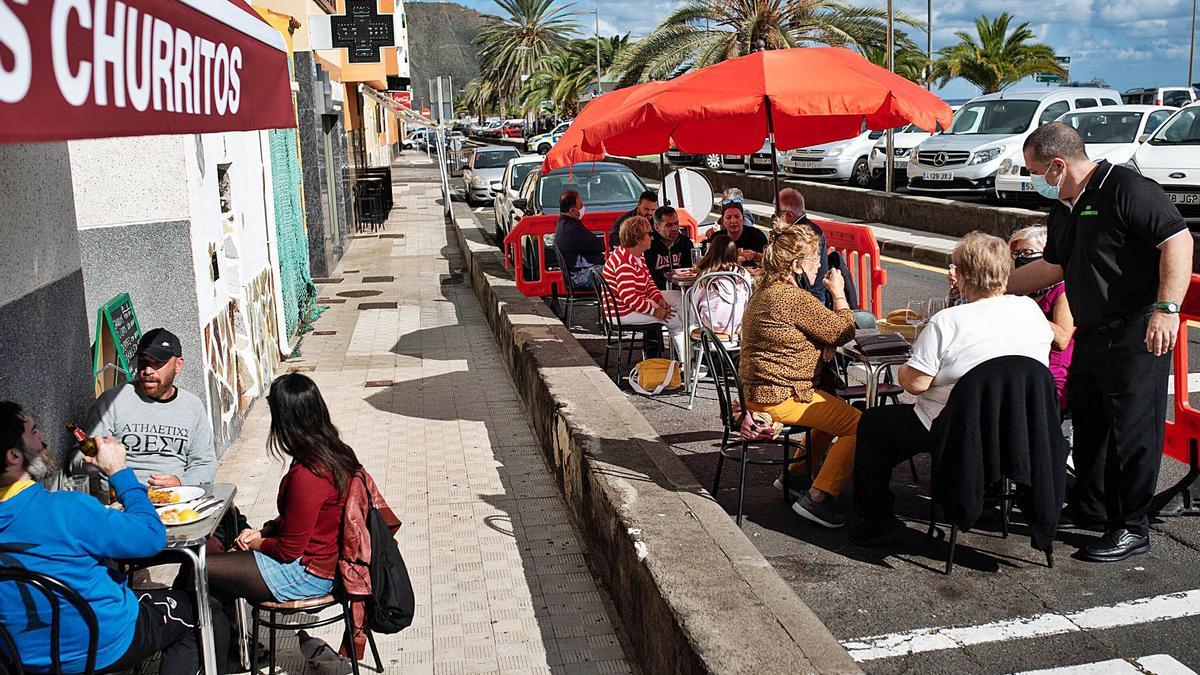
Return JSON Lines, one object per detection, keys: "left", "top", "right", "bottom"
{"left": 849, "top": 232, "right": 1053, "bottom": 545}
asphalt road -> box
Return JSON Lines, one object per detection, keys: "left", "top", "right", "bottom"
{"left": 467, "top": 196, "right": 1200, "bottom": 675}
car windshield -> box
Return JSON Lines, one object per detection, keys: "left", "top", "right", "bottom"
{"left": 538, "top": 170, "right": 645, "bottom": 212}
{"left": 473, "top": 150, "right": 519, "bottom": 169}
{"left": 1149, "top": 108, "right": 1200, "bottom": 144}
{"left": 946, "top": 100, "right": 1039, "bottom": 135}
{"left": 1061, "top": 111, "right": 1143, "bottom": 144}
{"left": 510, "top": 163, "right": 538, "bottom": 190}
{"left": 554, "top": 123, "right": 570, "bottom": 134}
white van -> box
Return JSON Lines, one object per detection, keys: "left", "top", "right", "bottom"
{"left": 1121, "top": 87, "right": 1198, "bottom": 108}
{"left": 995, "top": 105, "right": 1176, "bottom": 202}
{"left": 783, "top": 128, "right": 884, "bottom": 187}
{"left": 907, "top": 87, "right": 1120, "bottom": 195}
{"left": 1129, "top": 102, "right": 1200, "bottom": 224}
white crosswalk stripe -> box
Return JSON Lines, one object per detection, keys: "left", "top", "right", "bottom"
{"left": 1013, "top": 654, "right": 1196, "bottom": 674}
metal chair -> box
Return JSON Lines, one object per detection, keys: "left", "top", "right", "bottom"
{"left": 0, "top": 567, "right": 99, "bottom": 675}
{"left": 685, "top": 271, "right": 753, "bottom": 409}
{"left": 551, "top": 246, "right": 598, "bottom": 327}
{"left": 591, "top": 268, "right": 663, "bottom": 381}
{"left": 702, "top": 328, "right": 812, "bottom": 525}
{"left": 249, "top": 585, "right": 382, "bottom": 675}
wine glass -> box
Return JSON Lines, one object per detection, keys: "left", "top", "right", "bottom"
{"left": 905, "top": 300, "right": 928, "bottom": 327}
{"left": 926, "top": 297, "right": 947, "bottom": 317}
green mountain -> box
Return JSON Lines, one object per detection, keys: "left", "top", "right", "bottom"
{"left": 406, "top": 1, "right": 487, "bottom": 110}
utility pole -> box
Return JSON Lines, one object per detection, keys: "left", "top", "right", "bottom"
{"left": 885, "top": 0, "right": 895, "bottom": 194}
{"left": 927, "top": 0, "right": 933, "bottom": 89}
{"left": 1190, "top": 0, "right": 1197, "bottom": 86}
{"left": 580, "top": 9, "right": 602, "bottom": 97}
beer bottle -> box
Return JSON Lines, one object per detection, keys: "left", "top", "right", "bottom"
{"left": 66, "top": 422, "right": 99, "bottom": 457}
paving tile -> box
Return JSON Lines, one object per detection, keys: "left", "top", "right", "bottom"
{"left": 211, "top": 158, "right": 630, "bottom": 674}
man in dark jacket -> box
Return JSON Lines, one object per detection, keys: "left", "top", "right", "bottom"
{"left": 554, "top": 189, "right": 605, "bottom": 288}
{"left": 778, "top": 188, "right": 829, "bottom": 305}
{"left": 608, "top": 190, "right": 658, "bottom": 245}
{"left": 644, "top": 205, "right": 694, "bottom": 289}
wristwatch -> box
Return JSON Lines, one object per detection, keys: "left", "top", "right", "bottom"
{"left": 1155, "top": 301, "right": 1181, "bottom": 314}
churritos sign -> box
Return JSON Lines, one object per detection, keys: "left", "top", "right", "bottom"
{"left": 0, "top": 0, "right": 296, "bottom": 143}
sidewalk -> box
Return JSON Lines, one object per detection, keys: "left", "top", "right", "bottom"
{"left": 214, "top": 155, "right": 633, "bottom": 674}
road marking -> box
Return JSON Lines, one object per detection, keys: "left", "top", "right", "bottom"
{"left": 841, "top": 588, "right": 1200, "bottom": 662}
{"left": 473, "top": 207, "right": 485, "bottom": 213}
{"left": 880, "top": 255, "right": 948, "bottom": 274}
{"left": 1014, "top": 654, "right": 1197, "bottom": 674}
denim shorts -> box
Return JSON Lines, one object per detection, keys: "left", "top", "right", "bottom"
{"left": 253, "top": 552, "right": 334, "bottom": 602}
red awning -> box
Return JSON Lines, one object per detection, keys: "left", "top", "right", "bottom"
{"left": 0, "top": 0, "right": 296, "bottom": 143}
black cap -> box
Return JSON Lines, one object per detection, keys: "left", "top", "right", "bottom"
{"left": 137, "top": 328, "right": 182, "bottom": 362}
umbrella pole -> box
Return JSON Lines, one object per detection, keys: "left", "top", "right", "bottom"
{"left": 765, "top": 96, "right": 780, "bottom": 216}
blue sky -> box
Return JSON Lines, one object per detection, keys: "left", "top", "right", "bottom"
{"left": 428, "top": 0, "right": 1199, "bottom": 99}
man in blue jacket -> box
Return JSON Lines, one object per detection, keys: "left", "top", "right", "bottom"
{"left": 0, "top": 401, "right": 227, "bottom": 673}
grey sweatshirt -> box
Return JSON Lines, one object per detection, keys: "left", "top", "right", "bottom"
{"left": 70, "top": 383, "right": 216, "bottom": 485}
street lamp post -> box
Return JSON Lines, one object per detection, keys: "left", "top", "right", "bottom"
{"left": 885, "top": 0, "right": 895, "bottom": 193}
{"left": 1190, "top": 0, "right": 1197, "bottom": 86}
{"left": 927, "top": 0, "right": 933, "bottom": 90}
{"left": 579, "top": 9, "right": 602, "bottom": 97}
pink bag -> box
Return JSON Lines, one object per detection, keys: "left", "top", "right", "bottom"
{"left": 732, "top": 404, "right": 783, "bottom": 440}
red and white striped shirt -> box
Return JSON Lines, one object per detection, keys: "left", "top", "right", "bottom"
{"left": 602, "top": 246, "right": 665, "bottom": 318}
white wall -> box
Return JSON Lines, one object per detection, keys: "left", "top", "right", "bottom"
{"left": 69, "top": 136, "right": 189, "bottom": 230}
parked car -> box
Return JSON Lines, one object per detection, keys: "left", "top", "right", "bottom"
{"left": 500, "top": 119, "right": 526, "bottom": 138}
{"left": 478, "top": 119, "right": 504, "bottom": 138}
{"left": 867, "top": 124, "right": 933, "bottom": 185}
{"left": 784, "top": 128, "right": 883, "bottom": 187}
{"left": 907, "top": 87, "right": 1120, "bottom": 195}
{"left": 665, "top": 146, "right": 723, "bottom": 170}
{"left": 405, "top": 128, "right": 429, "bottom": 150}
{"left": 527, "top": 121, "right": 572, "bottom": 154}
{"left": 745, "top": 139, "right": 790, "bottom": 175}
{"left": 719, "top": 152, "right": 746, "bottom": 171}
{"left": 1121, "top": 86, "right": 1198, "bottom": 108}
{"left": 1129, "top": 102, "right": 1200, "bottom": 224}
{"left": 510, "top": 162, "right": 649, "bottom": 280}
{"left": 462, "top": 145, "right": 521, "bottom": 205}
{"left": 493, "top": 154, "right": 544, "bottom": 241}
{"left": 995, "top": 105, "right": 1176, "bottom": 202}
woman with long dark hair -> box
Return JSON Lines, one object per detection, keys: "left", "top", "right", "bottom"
{"left": 205, "top": 373, "right": 361, "bottom": 603}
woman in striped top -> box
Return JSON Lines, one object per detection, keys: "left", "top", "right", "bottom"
{"left": 601, "top": 216, "right": 685, "bottom": 359}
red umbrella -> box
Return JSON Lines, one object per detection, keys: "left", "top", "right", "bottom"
{"left": 541, "top": 80, "right": 668, "bottom": 173}
{"left": 577, "top": 47, "right": 953, "bottom": 194}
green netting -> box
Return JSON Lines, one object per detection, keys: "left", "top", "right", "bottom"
{"left": 268, "top": 128, "right": 318, "bottom": 338}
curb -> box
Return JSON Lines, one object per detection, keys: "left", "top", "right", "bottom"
{"left": 447, "top": 201, "right": 862, "bottom": 675}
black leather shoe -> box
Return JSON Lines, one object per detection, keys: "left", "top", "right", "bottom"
{"left": 1078, "top": 528, "right": 1150, "bottom": 562}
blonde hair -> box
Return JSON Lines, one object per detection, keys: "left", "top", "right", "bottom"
{"left": 619, "top": 216, "right": 651, "bottom": 249}
{"left": 953, "top": 231, "right": 1011, "bottom": 298}
{"left": 1009, "top": 226, "right": 1048, "bottom": 251}
{"left": 758, "top": 219, "right": 819, "bottom": 289}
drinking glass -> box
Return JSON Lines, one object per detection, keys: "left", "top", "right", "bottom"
{"left": 905, "top": 300, "right": 928, "bottom": 327}
{"left": 926, "top": 297, "right": 947, "bottom": 317}
{"left": 65, "top": 475, "right": 90, "bottom": 495}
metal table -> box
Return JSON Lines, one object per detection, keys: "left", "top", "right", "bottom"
{"left": 664, "top": 272, "right": 699, "bottom": 389}
{"left": 840, "top": 330, "right": 912, "bottom": 408}
{"left": 164, "top": 483, "right": 237, "bottom": 675}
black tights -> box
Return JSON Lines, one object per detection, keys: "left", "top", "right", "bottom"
{"left": 204, "top": 551, "right": 276, "bottom": 604}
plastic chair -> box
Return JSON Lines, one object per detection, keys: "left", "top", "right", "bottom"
{"left": 0, "top": 567, "right": 99, "bottom": 675}
{"left": 590, "top": 268, "right": 663, "bottom": 382}
{"left": 702, "top": 328, "right": 812, "bottom": 526}
{"left": 685, "top": 271, "right": 752, "bottom": 409}
{"left": 551, "top": 246, "right": 597, "bottom": 327}
{"left": 249, "top": 584, "right": 382, "bottom": 675}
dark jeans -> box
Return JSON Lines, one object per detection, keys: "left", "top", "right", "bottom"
{"left": 1068, "top": 316, "right": 1171, "bottom": 536}
{"left": 853, "top": 404, "right": 933, "bottom": 524}
{"left": 100, "top": 589, "right": 229, "bottom": 675}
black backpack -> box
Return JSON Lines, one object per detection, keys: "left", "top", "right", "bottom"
{"left": 357, "top": 474, "right": 415, "bottom": 633}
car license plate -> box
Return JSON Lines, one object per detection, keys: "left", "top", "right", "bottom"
{"left": 794, "top": 160, "right": 821, "bottom": 168}
{"left": 1020, "top": 181, "right": 1036, "bottom": 192}
{"left": 1168, "top": 192, "right": 1200, "bottom": 205}
{"left": 723, "top": 155, "right": 741, "bottom": 160}
{"left": 892, "top": 159, "right": 907, "bottom": 168}
{"left": 924, "top": 171, "right": 954, "bottom": 181}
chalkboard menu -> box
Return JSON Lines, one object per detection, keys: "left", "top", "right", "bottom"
{"left": 93, "top": 293, "right": 142, "bottom": 396}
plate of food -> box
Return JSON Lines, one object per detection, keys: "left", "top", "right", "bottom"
{"left": 149, "top": 486, "right": 205, "bottom": 508}
{"left": 159, "top": 507, "right": 206, "bottom": 526}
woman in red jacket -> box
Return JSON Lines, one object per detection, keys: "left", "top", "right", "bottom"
{"left": 601, "top": 216, "right": 685, "bottom": 359}
{"left": 205, "top": 373, "right": 361, "bottom": 602}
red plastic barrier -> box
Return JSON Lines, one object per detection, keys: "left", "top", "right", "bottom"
{"left": 1164, "top": 274, "right": 1200, "bottom": 465}
{"left": 811, "top": 217, "right": 888, "bottom": 317}
{"left": 503, "top": 210, "right": 698, "bottom": 298}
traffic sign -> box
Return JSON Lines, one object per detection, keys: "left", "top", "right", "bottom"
{"left": 1036, "top": 55, "right": 1070, "bottom": 84}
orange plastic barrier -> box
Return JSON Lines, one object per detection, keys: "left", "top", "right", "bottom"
{"left": 811, "top": 217, "right": 888, "bottom": 317}
{"left": 1154, "top": 273, "right": 1200, "bottom": 515}
{"left": 503, "top": 210, "right": 698, "bottom": 298}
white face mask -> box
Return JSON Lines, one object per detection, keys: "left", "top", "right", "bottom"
{"left": 577, "top": 205, "right": 587, "bottom": 218}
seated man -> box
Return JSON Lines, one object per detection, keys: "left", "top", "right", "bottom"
{"left": 554, "top": 189, "right": 605, "bottom": 289}
{"left": 609, "top": 189, "right": 658, "bottom": 245}
{"left": 644, "top": 205, "right": 695, "bottom": 289}
{"left": 71, "top": 328, "right": 216, "bottom": 487}
{"left": 849, "top": 232, "right": 1053, "bottom": 544}
{"left": 0, "top": 401, "right": 228, "bottom": 673}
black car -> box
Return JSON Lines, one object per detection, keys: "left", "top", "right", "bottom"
{"left": 665, "top": 146, "right": 723, "bottom": 170}
{"left": 509, "top": 162, "right": 648, "bottom": 280}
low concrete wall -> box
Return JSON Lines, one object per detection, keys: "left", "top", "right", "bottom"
{"left": 612, "top": 156, "right": 1047, "bottom": 240}
{"left": 448, "top": 201, "right": 861, "bottom": 675}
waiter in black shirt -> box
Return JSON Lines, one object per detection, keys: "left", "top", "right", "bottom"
{"left": 1010, "top": 123, "right": 1192, "bottom": 562}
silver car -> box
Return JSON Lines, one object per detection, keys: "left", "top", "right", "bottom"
{"left": 463, "top": 146, "right": 521, "bottom": 205}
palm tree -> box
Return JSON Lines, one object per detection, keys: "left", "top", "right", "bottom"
{"left": 521, "top": 35, "right": 631, "bottom": 117}
{"left": 460, "top": 79, "right": 502, "bottom": 119}
{"left": 859, "top": 30, "right": 929, "bottom": 85}
{"left": 473, "top": 0, "right": 579, "bottom": 110}
{"left": 931, "top": 13, "right": 1065, "bottom": 94}
{"left": 615, "top": 0, "right": 923, "bottom": 86}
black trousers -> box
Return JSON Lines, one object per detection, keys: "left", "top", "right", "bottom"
{"left": 1069, "top": 316, "right": 1171, "bottom": 536}
{"left": 100, "top": 589, "right": 229, "bottom": 675}
{"left": 853, "top": 403, "right": 933, "bottom": 524}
